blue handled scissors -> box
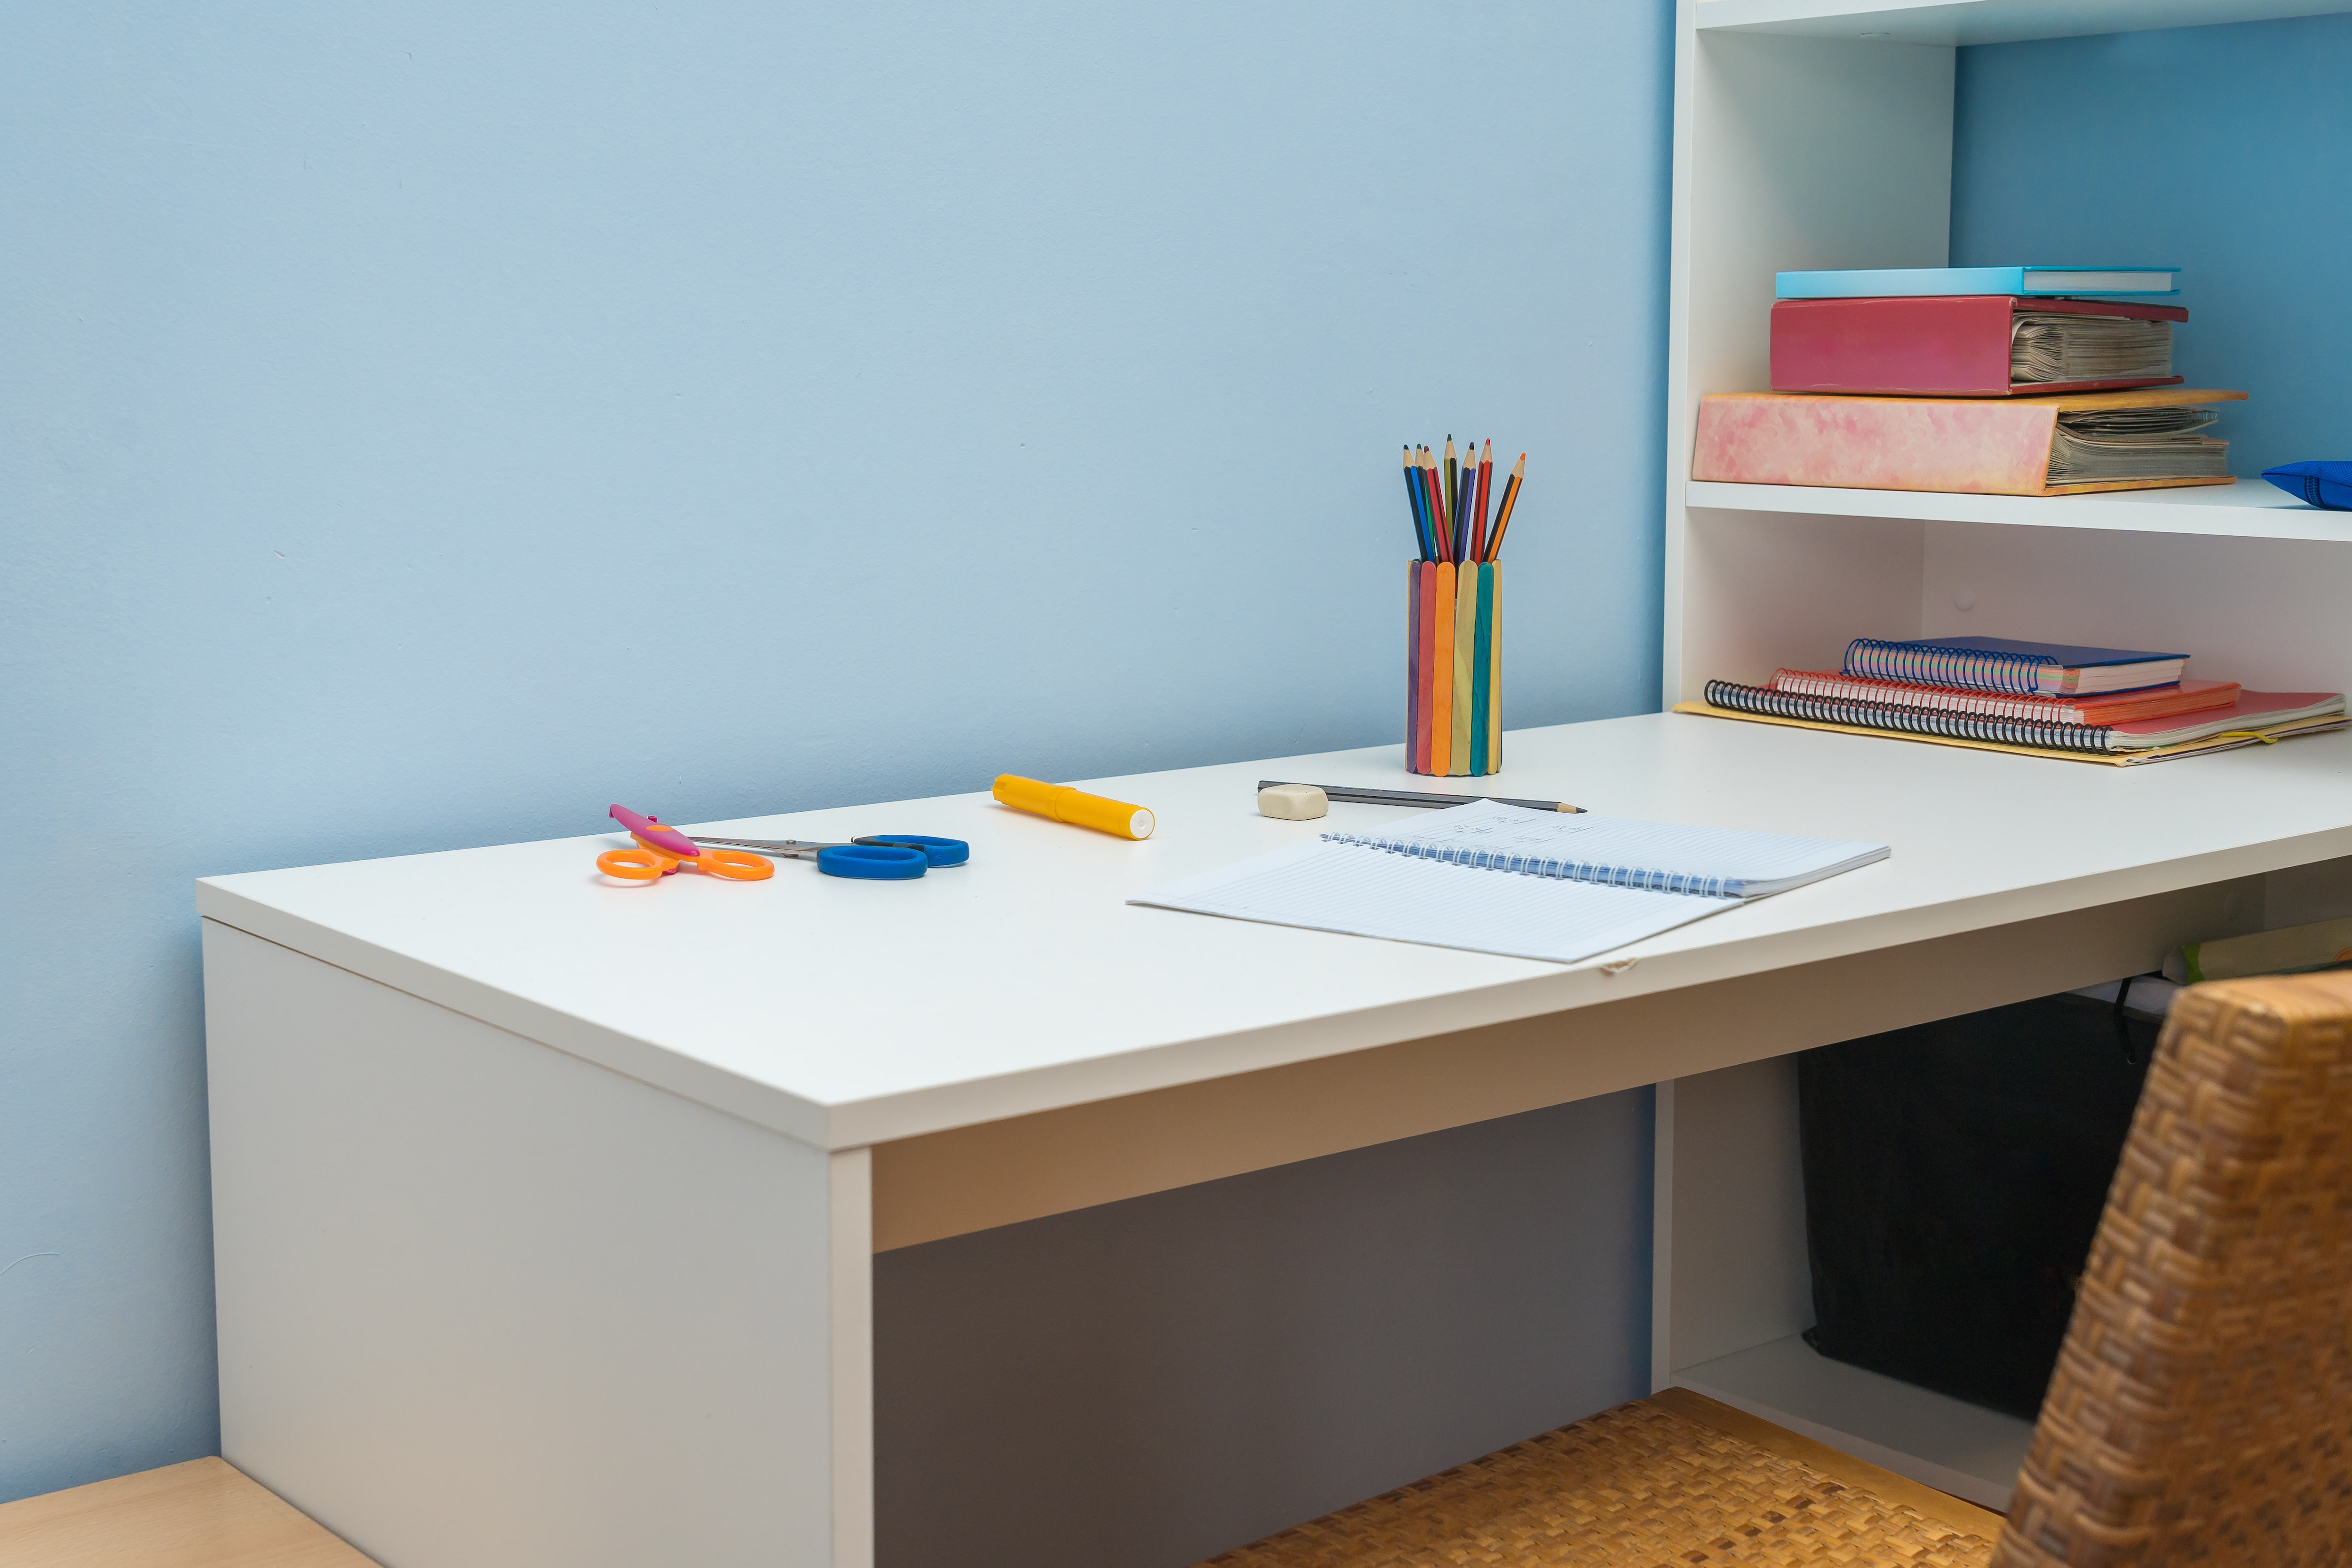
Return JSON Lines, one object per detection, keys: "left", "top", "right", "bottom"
{"left": 685, "top": 833, "right": 969, "bottom": 882}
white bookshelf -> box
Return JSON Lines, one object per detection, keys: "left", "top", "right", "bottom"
{"left": 1663, "top": 0, "right": 2352, "bottom": 701}
{"left": 1658, "top": 0, "right": 2352, "bottom": 1507}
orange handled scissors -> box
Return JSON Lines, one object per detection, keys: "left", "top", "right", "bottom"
{"left": 596, "top": 804, "right": 775, "bottom": 887}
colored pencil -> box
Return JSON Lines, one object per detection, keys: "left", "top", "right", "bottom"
{"left": 1446, "top": 447, "right": 1462, "bottom": 562}
{"left": 1485, "top": 453, "right": 1526, "bottom": 561}
{"left": 1443, "top": 438, "right": 1460, "bottom": 559}
{"left": 1452, "top": 455, "right": 1471, "bottom": 562}
{"left": 1402, "top": 445, "right": 1432, "bottom": 561}
{"left": 1439, "top": 456, "right": 1454, "bottom": 562}
{"left": 1472, "top": 439, "right": 1494, "bottom": 562}
{"left": 1415, "top": 446, "right": 1431, "bottom": 562}
{"left": 1464, "top": 443, "right": 1482, "bottom": 563}
{"left": 1423, "top": 447, "right": 1451, "bottom": 562}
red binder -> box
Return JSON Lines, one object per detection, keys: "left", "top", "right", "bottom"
{"left": 1770, "top": 294, "right": 2188, "bottom": 398}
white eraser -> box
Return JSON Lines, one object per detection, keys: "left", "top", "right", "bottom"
{"left": 1257, "top": 784, "right": 1328, "bottom": 821}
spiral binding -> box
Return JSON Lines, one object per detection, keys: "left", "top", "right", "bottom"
{"left": 1319, "top": 831, "right": 1744, "bottom": 899}
{"left": 1704, "top": 679, "right": 2116, "bottom": 753}
{"left": 1842, "top": 637, "right": 2058, "bottom": 695}
{"left": 1772, "top": 668, "right": 2093, "bottom": 722}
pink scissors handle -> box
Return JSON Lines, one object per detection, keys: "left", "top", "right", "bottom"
{"left": 610, "top": 803, "right": 698, "bottom": 858}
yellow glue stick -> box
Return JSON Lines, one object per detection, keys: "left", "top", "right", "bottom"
{"left": 993, "top": 775, "right": 1155, "bottom": 840}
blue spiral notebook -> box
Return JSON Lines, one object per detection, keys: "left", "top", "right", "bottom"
{"left": 1131, "top": 800, "right": 1888, "bottom": 964}
{"left": 1844, "top": 637, "right": 2188, "bottom": 697}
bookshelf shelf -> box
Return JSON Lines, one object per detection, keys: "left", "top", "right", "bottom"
{"left": 1692, "top": 0, "right": 2348, "bottom": 46}
{"left": 1686, "top": 477, "right": 2352, "bottom": 541}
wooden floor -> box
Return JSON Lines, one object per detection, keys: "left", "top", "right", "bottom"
{"left": 0, "top": 1457, "right": 376, "bottom": 1568}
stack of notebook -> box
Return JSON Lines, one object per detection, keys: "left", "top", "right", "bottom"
{"left": 1678, "top": 636, "right": 2346, "bottom": 765}
{"left": 1692, "top": 265, "right": 2245, "bottom": 497}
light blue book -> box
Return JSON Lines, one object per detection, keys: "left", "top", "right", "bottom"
{"left": 1775, "top": 265, "right": 2179, "bottom": 299}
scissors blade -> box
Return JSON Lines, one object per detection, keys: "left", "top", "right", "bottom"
{"left": 685, "top": 835, "right": 844, "bottom": 857}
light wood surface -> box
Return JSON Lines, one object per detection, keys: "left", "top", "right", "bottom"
{"left": 1652, "top": 1386, "right": 2010, "bottom": 1539}
{"left": 0, "top": 1457, "right": 377, "bottom": 1568}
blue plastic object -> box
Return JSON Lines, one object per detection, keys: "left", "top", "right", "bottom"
{"left": 815, "top": 843, "right": 930, "bottom": 880}
{"left": 2262, "top": 462, "right": 2352, "bottom": 510}
{"left": 853, "top": 834, "right": 970, "bottom": 867}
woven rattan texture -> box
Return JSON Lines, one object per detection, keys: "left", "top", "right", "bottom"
{"left": 1197, "top": 1397, "right": 1994, "bottom": 1567}
{"left": 1994, "top": 973, "right": 2352, "bottom": 1568}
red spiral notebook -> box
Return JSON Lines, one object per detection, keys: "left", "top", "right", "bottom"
{"left": 1769, "top": 670, "right": 2240, "bottom": 725}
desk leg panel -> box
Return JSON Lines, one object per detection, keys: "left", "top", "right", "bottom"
{"left": 201, "top": 919, "right": 866, "bottom": 1568}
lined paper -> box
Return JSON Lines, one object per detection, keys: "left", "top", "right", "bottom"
{"left": 1130, "top": 801, "right": 1888, "bottom": 965}
{"left": 1130, "top": 840, "right": 1731, "bottom": 964}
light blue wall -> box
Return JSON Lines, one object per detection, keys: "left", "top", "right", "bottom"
{"left": 1953, "top": 12, "right": 2352, "bottom": 478}
{"left": 0, "top": 1, "right": 1674, "bottom": 1505}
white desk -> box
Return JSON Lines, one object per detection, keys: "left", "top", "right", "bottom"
{"left": 198, "top": 713, "right": 2352, "bottom": 1564}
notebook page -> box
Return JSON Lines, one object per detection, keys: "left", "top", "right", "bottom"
{"left": 1129, "top": 839, "right": 1734, "bottom": 965}
{"left": 1331, "top": 800, "right": 1887, "bottom": 897}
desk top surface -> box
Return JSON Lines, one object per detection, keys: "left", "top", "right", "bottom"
{"left": 198, "top": 713, "right": 2352, "bottom": 1148}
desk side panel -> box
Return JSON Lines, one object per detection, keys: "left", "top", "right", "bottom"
{"left": 202, "top": 920, "right": 844, "bottom": 1568}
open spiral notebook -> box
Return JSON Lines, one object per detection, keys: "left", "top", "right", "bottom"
{"left": 1131, "top": 800, "right": 1889, "bottom": 964}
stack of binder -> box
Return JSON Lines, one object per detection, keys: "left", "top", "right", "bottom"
{"left": 1692, "top": 266, "right": 2245, "bottom": 497}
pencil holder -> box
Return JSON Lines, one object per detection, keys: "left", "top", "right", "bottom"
{"left": 1406, "top": 560, "right": 1500, "bottom": 776}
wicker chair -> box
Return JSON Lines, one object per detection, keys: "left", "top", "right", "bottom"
{"left": 1197, "top": 972, "right": 2352, "bottom": 1567}
{"left": 1994, "top": 971, "right": 2352, "bottom": 1567}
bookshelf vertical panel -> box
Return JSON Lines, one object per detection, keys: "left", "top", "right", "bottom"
{"left": 1667, "top": 24, "right": 1954, "bottom": 699}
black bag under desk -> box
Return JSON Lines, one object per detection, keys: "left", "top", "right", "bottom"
{"left": 1796, "top": 992, "right": 2156, "bottom": 1421}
